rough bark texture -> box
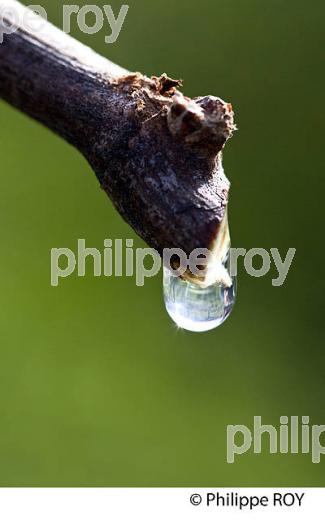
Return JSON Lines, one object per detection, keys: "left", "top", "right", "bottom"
{"left": 0, "top": 0, "right": 236, "bottom": 259}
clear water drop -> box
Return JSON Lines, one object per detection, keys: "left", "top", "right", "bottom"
{"left": 163, "top": 253, "right": 236, "bottom": 333}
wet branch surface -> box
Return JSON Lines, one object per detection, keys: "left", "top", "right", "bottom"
{"left": 0, "top": 0, "right": 236, "bottom": 258}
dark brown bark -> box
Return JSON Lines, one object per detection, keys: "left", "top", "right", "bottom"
{"left": 0, "top": 0, "right": 236, "bottom": 260}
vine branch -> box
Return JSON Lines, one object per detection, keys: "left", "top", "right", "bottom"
{"left": 0, "top": 0, "right": 236, "bottom": 266}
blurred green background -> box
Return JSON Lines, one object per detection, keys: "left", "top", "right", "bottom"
{"left": 0, "top": 0, "right": 324, "bottom": 486}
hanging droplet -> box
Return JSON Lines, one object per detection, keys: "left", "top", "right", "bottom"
{"left": 163, "top": 266, "right": 236, "bottom": 333}
{"left": 163, "top": 213, "right": 236, "bottom": 332}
